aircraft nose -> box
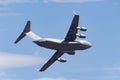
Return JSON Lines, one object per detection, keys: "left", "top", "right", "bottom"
{"left": 80, "top": 40, "right": 92, "bottom": 49}
{"left": 87, "top": 42, "right": 92, "bottom": 48}
{"left": 86, "top": 42, "right": 92, "bottom": 48}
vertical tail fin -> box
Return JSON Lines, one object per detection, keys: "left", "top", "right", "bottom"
{"left": 14, "top": 21, "right": 30, "bottom": 44}
{"left": 23, "top": 21, "right": 30, "bottom": 33}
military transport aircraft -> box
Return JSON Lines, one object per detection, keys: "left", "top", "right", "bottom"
{"left": 14, "top": 13, "right": 92, "bottom": 72}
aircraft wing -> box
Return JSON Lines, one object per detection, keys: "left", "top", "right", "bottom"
{"left": 64, "top": 14, "right": 79, "bottom": 41}
{"left": 40, "top": 51, "right": 64, "bottom": 72}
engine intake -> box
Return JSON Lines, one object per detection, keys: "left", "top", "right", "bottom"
{"left": 58, "top": 58, "right": 67, "bottom": 63}
{"left": 76, "top": 33, "right": 86, "bottom": 38}
{"left": 77, "top": 27, "right": 87, "bottom": 31}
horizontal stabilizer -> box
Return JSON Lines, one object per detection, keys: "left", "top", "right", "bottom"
{"left": 14, "top": 32, "right": 25, "bottom": 44}
{"left": 14, "top": 21, "right": 31, "bottom": 44}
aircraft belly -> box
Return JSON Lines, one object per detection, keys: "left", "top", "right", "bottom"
{"left": 33, "top": 41, "right": 85, "bottom": 51}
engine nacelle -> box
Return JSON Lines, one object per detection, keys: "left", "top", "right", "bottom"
{"left": 76, "top": 33, "right": 86, "bottom": 38}
{"left": 77, "top": 27, "right": 87, "bottom": 31}
{"left": 58, "top": 58, "right": 67, "bottom": 63}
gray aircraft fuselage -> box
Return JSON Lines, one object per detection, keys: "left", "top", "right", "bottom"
{"left": 33, "top": 38, "right": 91, "bottom": 52}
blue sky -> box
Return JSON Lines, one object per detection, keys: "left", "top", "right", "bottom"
{"left": 0, "top": 0, "right": 120, "bottom": 80}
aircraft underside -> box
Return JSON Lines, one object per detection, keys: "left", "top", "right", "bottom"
{"left": 33, "top": 40, "right": 88, "bottom": 51}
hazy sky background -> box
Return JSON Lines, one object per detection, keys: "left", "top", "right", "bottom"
{"left": 0, "top": 0, "right": 120, "bottom": 80}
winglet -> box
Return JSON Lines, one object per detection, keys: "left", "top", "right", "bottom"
{"left": 14, "top": 21, "right": 31, "bottom": 44}
{"left": 73, "top": 11, "right": 78, "bottom": 15}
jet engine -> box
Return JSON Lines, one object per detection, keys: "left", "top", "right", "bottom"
{"left": 76, "top": 33, "right": 86, "bottom": 38}
{"left": 57, "top": 58, "right": 67, "bottom": 62}
{"left": 77, "top": 27, "right": 87, "bottom": 31}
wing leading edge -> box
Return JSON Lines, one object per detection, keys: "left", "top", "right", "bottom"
{"left": 40, "top": 51, "right": 64, "bottom": 72}
{"left": 64, "top": 14, "right": 79, "bottom": 41}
